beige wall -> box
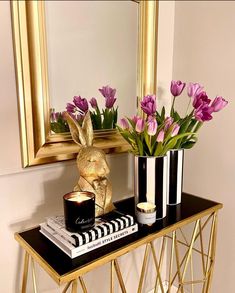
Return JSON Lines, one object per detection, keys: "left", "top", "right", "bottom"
{"left": 173, "top": 1, "right": 235, "bottom": 292}
{"left": 0, "top": 1, "right": 175, "bottom": 292}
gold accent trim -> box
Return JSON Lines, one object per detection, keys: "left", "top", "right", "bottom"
{"left": 11, "top": 0, "right": 159, "bottom": 166}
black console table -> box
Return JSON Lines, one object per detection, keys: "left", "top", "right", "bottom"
{"left": 15, "top": 193, "right": 222, "bottom": 292}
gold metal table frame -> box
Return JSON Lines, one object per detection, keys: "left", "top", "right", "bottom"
{"left": 15, "top": 194, "right": 222, "bottom": 293}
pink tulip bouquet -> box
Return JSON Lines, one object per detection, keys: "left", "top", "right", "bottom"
{"left": 118, "top": 80, "right": 228, "bottom": 156}
{"left": 117, "top": 95, "right": 192, "bottom": 156}
{"left": 164, "top": 80, "right": 228, "bottom": 149}
{"left": 50, "top": 85, "right": 118, "bottom": 133}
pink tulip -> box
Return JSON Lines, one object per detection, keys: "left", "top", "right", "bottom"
{"left": 120, "top": 118, "right": 129, "bottom": 130}
{"left": 89, "top": 97, "right": 98, "bottom": 109}
{"left": 99, "top": 85, "right": 116, "bottom": 99}
{"left": 211, "top": 96, "right": 228, "bottom": 112}
{"left": 135, "top": 118, "right": 145, "bottom": 133}
{"left": 171, "top": 123, "right": 180, "bottom": 137}
{"left": 132, "top": 115, "right": 140, "bottom": 125}
{"left": 156, "top": 130, "right": 165, "bottom": 142}
{"left": 66, "top": 102, "right": 76, "bottom": 114}
{"left": 170, "top": 80, "right": 186, "bottom": 97}
{"left": 187, "top": 82, "right": 204, "bottom": 98}
{"left": 147, "top": 117, "right": 157, "bottom": 136}
{"left": 164, "top": 117, "right": 173, "bottom": 131}
{"left": 73, "top": 96, "right": 89, "bottom": 113}
{"left": 194, "top": 104, "right": 213, "bottom": 122}
{"left": 193, "top": 91, "right": 211, "bottom": 109}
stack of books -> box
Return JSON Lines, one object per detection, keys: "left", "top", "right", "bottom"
{"left": 40, "top": 210, "right": 138, "bottom": 258}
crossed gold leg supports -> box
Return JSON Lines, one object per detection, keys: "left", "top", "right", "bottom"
{"left": 137, "top": 212, "right": 218, "bottom": 293}
{"left": 21, "top": 212, "right": 218, "bottom": 293}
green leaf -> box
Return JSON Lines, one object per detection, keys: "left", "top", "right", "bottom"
{"left": 160, "top": 106, "right": 166, "bottom": 121}
{"left": 181, "top": 140, "right": 197, "bottom": 149}
{"left": 173, "top": 111, "right": 181, "bottom": 121}
{"left": 154, "top": 142, "right": 163, "bottom": 156}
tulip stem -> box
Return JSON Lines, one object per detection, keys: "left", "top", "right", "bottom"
{"left": 171, "top": 96, "right": 176, "bottom": 116}
{"left": 185, "top": 98, "right": 192, "bottom": 116}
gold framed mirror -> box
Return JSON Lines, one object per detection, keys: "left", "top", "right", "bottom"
{"left": 11, "top": 0, "right": 158, "bottom": 167}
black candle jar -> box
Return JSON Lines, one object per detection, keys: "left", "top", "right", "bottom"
{"left": 63, "top": 191, "right": 95, "bottom": 232}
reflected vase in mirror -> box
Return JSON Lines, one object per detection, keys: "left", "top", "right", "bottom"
{"left": 50, "top": 85, "right": 118, "bottom": 134}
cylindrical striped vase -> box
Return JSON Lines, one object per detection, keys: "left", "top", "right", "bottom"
{"left": 167, "top": 149, "right": 184, "bottom": 205}
{"left": 134, "top": 156, "right": 168, "bottom": 220}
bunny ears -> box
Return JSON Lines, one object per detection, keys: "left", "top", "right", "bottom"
{"left": 65, "top": 112, "right": 94, "bottom": 147}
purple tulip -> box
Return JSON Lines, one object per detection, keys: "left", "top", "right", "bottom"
{"left": 147, "top": 117, "right": 157, "bottom": 136}
{"left": 210, "top": 96, "right": 228, "bottom": 112}
{"left": 140, "top": 95, "right": 157, "bottom": 116}
{"left": 66, "top": 102, "right": 76, "bottom": 113}
{"left": 89, "top": 97, "right": 98, "bottom": 109}
{"left": 170, "top": 80, "right": 186, "bottom": 97}
{"left": 135, "top": 118, "right": 145, "bottom": 133}
{"left": 164, "top": 116, "right": 173, "bottom": 131}
{"left": 171, "top": 123, "right": 180, "bottom": 137}
{"left": 194, "top": 104, "right": 213, "bottom": 122}
{"left": 156, "top": 130, "right": 165, "bottom": 142}
{"left": 120, "top": 118, "right": 129, "bottom": 130}
{"left": 99, "top": 85, "right": 116, "bottom": 99}
{"left": 187, "top": 82, "right": 204, "bottom": 98}
{"left": 193, "top": 91, "right": 211, "bottom": 109}
{"left": 105, "top": 96, "right": 117, "bottom": 109}
{"left": 73, "top": 96, "right": 89, "bottom": 113}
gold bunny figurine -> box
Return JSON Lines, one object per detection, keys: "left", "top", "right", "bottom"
{"left": 65, "top": 112, "right": 115, "bottom": 216}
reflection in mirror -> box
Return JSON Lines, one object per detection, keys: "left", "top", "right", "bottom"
{"left": 45, "top": 1, "right": 138, "bottom": 134}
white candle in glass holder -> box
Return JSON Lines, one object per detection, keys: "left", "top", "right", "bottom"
{"left": 136, "top": 202, "right": 156, "bottom": 225}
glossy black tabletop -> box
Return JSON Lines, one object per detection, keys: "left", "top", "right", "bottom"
{"left": 17, "top": 193, "right": 221, "bottom": 277}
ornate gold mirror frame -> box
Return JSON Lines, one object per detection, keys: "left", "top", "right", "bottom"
{"left": 11, "top": 0, "right": 158, "bottom": 167}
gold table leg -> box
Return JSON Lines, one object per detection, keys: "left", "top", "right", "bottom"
{"left": 114, "top": 259, "right": 127, "bottom": 293}
{"left": 79, "top": 276, "right": 88, "bottom": 293}
{"left": 21, "top": 251, "right": 29, "bottom": 293}
{"left": 137, "top": 243, "right": 150, "bottom": 293}
{"left": 72, "top": 279, "right": 78, "bottom": 293}
{"left": 110, "top": 260, "right": 115, "bottom": 293}
{"left": 31, "top": 258, "right": 38, "bottom": 293}
{"left": 62, "top": 281, "right": 72, "bottom": 293}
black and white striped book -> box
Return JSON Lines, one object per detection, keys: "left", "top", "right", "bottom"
{"left": 46, "top": 211, "right": 135, "bottom": 247}
{"left": 40, "top": 222, "right": 138, "bottom": 258}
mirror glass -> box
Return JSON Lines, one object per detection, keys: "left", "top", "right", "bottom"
{"left": 45, "top": 1, "right": 138, "bottom": 133}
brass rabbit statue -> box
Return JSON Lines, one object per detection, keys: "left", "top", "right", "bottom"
{"left": 65, "top": 112, "right": 115, "bottom": 217}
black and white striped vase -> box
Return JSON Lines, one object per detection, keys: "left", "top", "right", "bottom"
{"left": 167, "top": 149, "right": 184, "bottom": 205}
{"left": 134, "top": 156, "right": 168, "bottom": 219}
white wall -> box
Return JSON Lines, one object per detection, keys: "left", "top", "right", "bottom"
{"left": 173, "top": 1, "right": 235, "bottom": 292}
{"left": 0, "top": 1, "right": 175, "bottom": 292}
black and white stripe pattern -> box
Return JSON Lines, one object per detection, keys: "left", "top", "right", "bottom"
{"left": 71, "top": 215, "right": 133, "bottom": 247}
{"left": 167, "top": 149, "right": 184, "bottom": 205}
{"left": 134, "top": 156, "right": 167, "bottom": 219}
